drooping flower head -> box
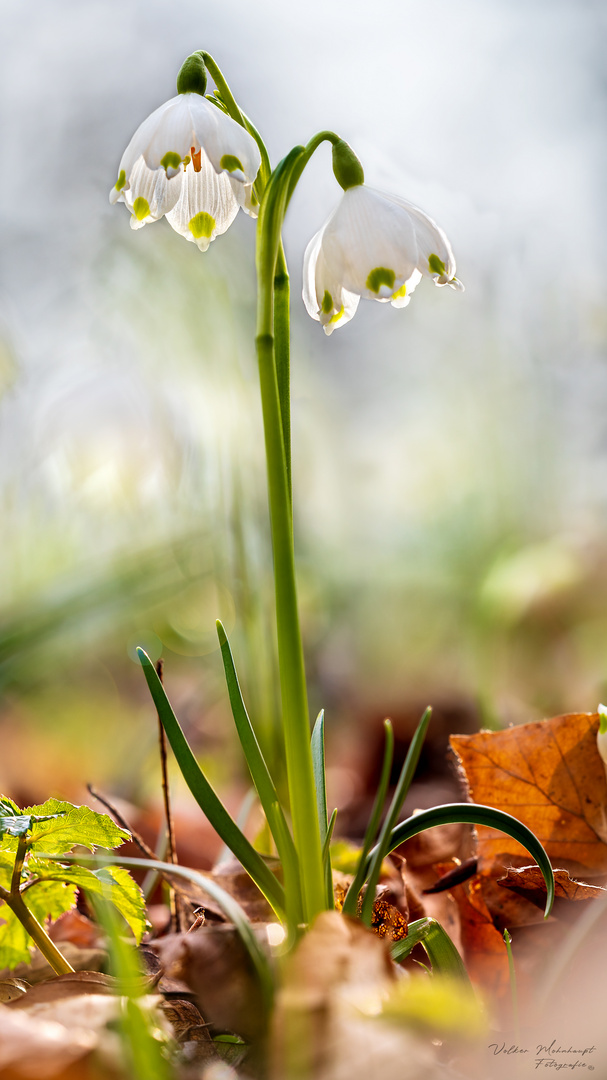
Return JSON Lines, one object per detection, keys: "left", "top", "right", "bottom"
{"left": 110, "top": 53, "right": 261, "bottom": 250}
{"left": 303, "top": 140, "right": 463, "bottom": 334}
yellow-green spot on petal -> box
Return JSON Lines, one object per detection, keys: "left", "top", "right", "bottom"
{"left": 115, "top": 169, "right": 126, "bottom": 192}
{"left": 189, "top": 211, "right": 216, "bottom": 240}
{"left": 160, "top": 151, "right": 182, "bottom": 172}
{"left": 329, "top": 305, "right": 344, "bottom": 325}
{"left": 599, "top": 704, "right": 607, "bottom": 735}
{"left": 322, "top": 290, "right": 333, "bottom": 315}
{"left": 392, "top": 283, "right": 407, "bottom": 301}
{"left": 133, "top": 197, "right": 150, "bottom": 221}
{"left": 428, "top": 253, "right": 446, "bottom": 276}
{"left": 366, "top": 267, "right": 395, "bottom": 294}
{"left": 220, "top": 154, "right": 244, "bottom": 174}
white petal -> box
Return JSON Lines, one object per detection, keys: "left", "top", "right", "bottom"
{"left": 380, "top": 190, "right": 457, "bottom": 283}
{"left": 141, "top": 96, "right": 198, "bottom": 170}
{"left": 302, "top": 225, "right": 360, "bottom": 333}
{"left": 321, "top": 187, "right": 419, "bottom": 301}
{"left": 229, "top": 177, "right": 259, "bottom": 218}
{"left": 165, "top": 151, "right": 240, "bottom": 251}
{"left": 186, "top": 95, "right": 261, "bottom": 184}
{"left": 116, "top": 97, "right": 183, "bottom": 179}
{"left": 121, "top": 155, "right": 184, "bottom": 227}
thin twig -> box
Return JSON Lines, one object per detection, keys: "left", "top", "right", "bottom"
{"left": 87, "top": 784, "right": 158, "bottom": 862}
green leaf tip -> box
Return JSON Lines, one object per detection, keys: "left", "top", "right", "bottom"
{"left": 135, "top": 646, "right": 151, "bottom": 665}
{"left": 216, "top": 619, "right": 228, "bottom": 646}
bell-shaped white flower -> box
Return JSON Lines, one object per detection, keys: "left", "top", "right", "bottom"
{"left": 303, "top": 184, "right": 463, "bottom": 335}
{"left": 110, "top": 92, "right": 261, "bottom": 249}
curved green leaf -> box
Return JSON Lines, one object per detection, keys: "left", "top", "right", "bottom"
{"left": 375, "top": 803, "right": 555, "bottom": 917}
{"left": 37, "top": 852, "right": 274, "bottom": 1016}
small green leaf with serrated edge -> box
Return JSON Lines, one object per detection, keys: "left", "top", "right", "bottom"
{"left": 23, "top": 800, "right": 130, "bottom": 853}
{"left": 0, "top": 795, "right": 66, "bottom": 841}
{"left": 0, "top": 880, "right": 78, "bottom": 971}
{"left": 26, "top": 861, "right": 147, "bottom": 943}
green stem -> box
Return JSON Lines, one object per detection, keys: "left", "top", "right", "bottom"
{"left": 0, "top": 884, "right": 74, "bottom": 975}
{"left": 273, "top": 242, "right": 291, "bottom": 501}
{"left": 254, "top": 133, "right": 345, "bottom": 924}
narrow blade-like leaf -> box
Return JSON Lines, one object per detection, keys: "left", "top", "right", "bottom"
{"left": 136, "top": 648, "right": 285, "bottom": 919}
{"left": 342, "top": 719, "right": 394, "bottom": 916}
{"left": 391, "top": 916, "right": 470, "bottom": 981}
{"left": 361, "top": 707, "right": 431, "bottom": 924}
{"left": 216, "top": 622, "right": 301, "bottom": 921}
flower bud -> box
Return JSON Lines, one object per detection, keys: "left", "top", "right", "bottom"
{"left": 331, "top": 139, "right": 365, "bottom": 191}
{"left": 176, "top": 53, "right": 208, "bottom": 97}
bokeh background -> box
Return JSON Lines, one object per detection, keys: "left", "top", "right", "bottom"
{"left": 1, "top": 0, "right": 606, "bottom": 845}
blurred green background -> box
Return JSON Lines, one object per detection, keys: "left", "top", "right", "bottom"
{"left": 1, "top": 1, "right": 606, "bottom": 844}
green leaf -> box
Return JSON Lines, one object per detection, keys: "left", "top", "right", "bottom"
{"left": 0, "top": 795, "right": 66, "bottom": 842}
{"left": 215, "top": 622, "right": 301, "bottom": 923}
{"left": 26, "top": 861, "right": 147, "bottom": 944}
{"left": 24, "top": 800, "right": 130, "bottom": 853}
{"left": 379, "top": 803, "right": 555, "bottom": 918}
{"left": 361, "top": 707, "right": 431, "bottom": 925}
{"left": 92, "top": 866, "right": 147, "bottom": 944}
{"left": 136, "top": 648, "right": 286, "bottom": 919}
{"left": 342, "top": 719, "right": 394, "bottom": 917}
{"left": 311, "top": 710, "right": 328, "bottom": 842}
{"left": 0, "top": 905, "right": 32, "bottom": 969}
{"left": 0, "top": 880, "right": 78, "bottom": 971}
{"left": 391, "top": 917, "right": 470, "bottom": 982}
{"left": 37, "top": 852, "right": 275, "bottom": 1017}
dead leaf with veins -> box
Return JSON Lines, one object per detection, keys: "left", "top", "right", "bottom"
{"left": 450, "top": 712, "right": 607, "bottom": 876}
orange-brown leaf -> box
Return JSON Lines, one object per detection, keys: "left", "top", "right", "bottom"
{"left": 498, "top": 864, "right": 606, "bottom": 903}
{"left": 450, "top": 712, "right": 607, "bottom": 876}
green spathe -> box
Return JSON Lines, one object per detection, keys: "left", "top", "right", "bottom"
{"left": 176, "top": 53, "right": 208, "bottom": 97}
{"left": 332, "top": 139, "right": 364, "bottom": 190}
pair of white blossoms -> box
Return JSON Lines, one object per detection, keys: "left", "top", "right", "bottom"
{"left": 111, "top": 92, "right": 463, "bottom": 334}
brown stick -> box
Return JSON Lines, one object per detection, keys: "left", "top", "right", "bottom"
{"left": 87, "top": 784, "right": 158, "bottom": 861}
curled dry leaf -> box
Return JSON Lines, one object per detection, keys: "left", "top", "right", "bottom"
{"left": 498, "top": 864, "right": 606, "bottom": 905}
{"left": 450, "top": 712, "right": 607, "bottom": 876}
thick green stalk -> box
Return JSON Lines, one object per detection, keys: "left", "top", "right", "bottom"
{"left": 255, "top": 329, "right": 324, "bottom": 922}
{"left": 0, "top": 884, "right": 74, "bottom": 975}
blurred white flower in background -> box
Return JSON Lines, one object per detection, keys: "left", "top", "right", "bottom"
{"left": 303, "top": 185, "right": 463, "bottom": 334}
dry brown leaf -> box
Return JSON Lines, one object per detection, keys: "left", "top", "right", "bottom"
{"left": 450, "top": 711, "right": 607, "bottom": 876}
{"left": 446, "top": 875, "right": 510, "bottom": 1000}
{"left": 152, "top": 924, "right": 266, "bottom": 1042}
{"left": 498, "top": 863, "right": 606, "bottom": 903}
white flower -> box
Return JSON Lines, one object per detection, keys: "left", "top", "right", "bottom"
{"left": 303, "top": 184, "right": 463, "bottom": 334}
{"left": 110, "top": 93, "right": 261, "bottom": 251}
